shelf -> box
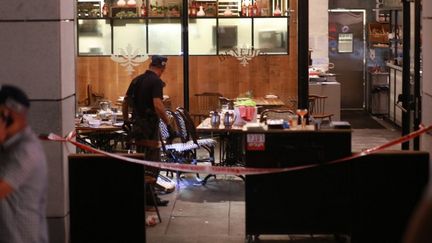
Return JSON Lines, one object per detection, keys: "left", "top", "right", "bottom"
{"left": 78, "top": 16, "right": 181, "bottom": 19}
{"left": 369, "top": 72, "right": 389, "bottom": 76}
{"left": 370, "top": 44, "right": 389, "bottom": 48}
{"left": 78, "top": 15, "right": 290, "bottom": 20}
{"left": 389, "top": 38, "right": 403, "bottom": 43}
{"left": 373, "top": 7, "right": 402, "bottom": 11}
{"left": 77, "top": 0, "right": 290, "bottom": 56}
{"left": 146, "top": 16, "right": 181, "bottom": 19}
{"left": 190, "top": 15, "right": 288, "bottom": 18}
{"left": 386, "top": 62, "right": 402, "bottom": 71}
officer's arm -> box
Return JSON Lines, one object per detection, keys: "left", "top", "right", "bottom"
{"left": 122, "top": 96, "right": 129, "bottom": 121}
{"left": 153, "top": 98, "right": 169, "bottom": 124}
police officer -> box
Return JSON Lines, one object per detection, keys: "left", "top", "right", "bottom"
{"left": 122, "top": 55, "right": 175, "bottom": 206}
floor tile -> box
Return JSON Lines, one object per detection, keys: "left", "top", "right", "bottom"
{"left": 166, "top": 216, "right": 229, "bottom": 236}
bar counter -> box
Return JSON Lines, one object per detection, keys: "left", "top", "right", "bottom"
{"left": 197, "top": 119, "right": 428, "bottom": 242}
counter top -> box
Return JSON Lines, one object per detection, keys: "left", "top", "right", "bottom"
{"left": 368, "top": 72, "right": 390, "bottom": 75}
{"left": 386, "top": 62, "right": 403, "bottom": 71}
{"left": 197, "top": 118, "right": 350, "bottom": 133}
{"left": 386, "top": 62, "right": 423, "bottom": 75}
{"left": 309, "top": 81, "right": 340, "bottom": 85}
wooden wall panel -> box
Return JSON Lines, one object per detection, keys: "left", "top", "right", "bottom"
{"left": 76, "top": 56, "right": 185, "bottom": 109}
{"left": 76, "top": 0, "right": 298, "bottom": 114}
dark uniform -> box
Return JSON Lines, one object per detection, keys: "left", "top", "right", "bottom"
{"left": 125, "top": 70, "right": 164, "bottom": 163}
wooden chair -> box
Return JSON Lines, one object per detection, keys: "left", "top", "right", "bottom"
{"left": 191, "top": 92, "right": 223, "bottom": 125}
{"left": 78, "top": 84, "right": 105, "bottom": 107}
{"left": 284, "top": 96, "right": 298, "bottom": 111}
{"left": 219, "top": 96, "right": 235, "bottom": 110}
{"left": 308, "top": 94, "right": 334, "bottom": 122}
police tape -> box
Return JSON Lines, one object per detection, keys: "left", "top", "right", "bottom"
{"left": 40, "top": 124, "right": 432, "bottom": 176}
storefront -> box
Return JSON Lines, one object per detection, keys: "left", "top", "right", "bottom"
{"left": 76, "top": 0, "right": 297, "bottom": 114}
{"left": 1, "top": 0, "right": 431, "bottom": 242}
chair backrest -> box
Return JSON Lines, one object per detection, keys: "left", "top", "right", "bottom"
{"left": 158, "top": 109, "right": 178, "bottom": 142}
{"left": 284, "top": 96, "right": 298, "bottom": 111}
{"left": 175, "top": 107, "right": 199, "bottom": 144}
{"left": 172, "top": 109, "right": 191, "bottom": 143}
{"left": 195, "top": 92, "right": 223, "bottom": 115}
{"left": 87, "top": 84, "right": 105, "bottom": 107}
{"left": 259, "top": 108, "right": 295, "bottom": 123}
{"left": 308, "top": 94, "right": 328, "bottom": 116}
{"left": 219, "top": 96, "right": 235, "bottom": 110}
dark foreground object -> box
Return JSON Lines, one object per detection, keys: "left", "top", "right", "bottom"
{"left": 69, "top": 154, "right": 146, "bottom": 243}
{"left": 246, "top": 149, "right": 429, "bottom": 243}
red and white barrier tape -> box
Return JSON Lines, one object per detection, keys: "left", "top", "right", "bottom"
{"left": 40, "top": 124, "right": 432, "bottom": 176}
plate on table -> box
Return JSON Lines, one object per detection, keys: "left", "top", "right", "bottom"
{"left": 113, "top": 122, "right": 124, "bottom": 127}
{"left": 264, "top": 94, "right": 278, "bottom": 99}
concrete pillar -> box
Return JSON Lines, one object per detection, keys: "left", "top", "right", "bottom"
{"left": 309, "top": 0, "right": 329, "bottom": 71}
{"left": 422, "top": 0, "right": 432, "bottom": 187}
{"left": 0, "top": 0, "right": 75, "bottom": 242}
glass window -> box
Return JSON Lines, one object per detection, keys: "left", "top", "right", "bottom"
{"left": 253, "top": 18, "right": 288, "bottom": 54}
{"left": 189, "top": 18, "right": 217, "bottom": 55}
{"left": 148, "top": 19, "right": 182, "bottom": 55}
{"left": 218, "top": 18, "right": 252, "bottom": 53}
{"left": 78, "top": 19, "right": 112, "bottom": 55}
{"left": 113, "top": 19, "right": 147, "bottom": 55}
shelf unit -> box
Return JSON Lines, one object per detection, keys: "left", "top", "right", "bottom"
{"left": 366, "top": 7, "right": 404, "bottom": 119}
{"left": 376, "top": 7, "right": 403, "bottom": 66}
{"left": 77, "top": 0, "right": 289, "bottom": 56}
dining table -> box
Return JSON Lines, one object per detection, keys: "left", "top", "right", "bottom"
{"left": 197, "top": 117, "right": 316, "bottom": 163}
{"left": 197, "top": 116, "right": 354, "bottom": 241}
{"left": 75, "top": 114, "right": 125, "bottom": 152}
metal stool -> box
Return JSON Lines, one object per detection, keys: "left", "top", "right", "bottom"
{"left": 145, "top": 175, "right": 162, "bottom": 223}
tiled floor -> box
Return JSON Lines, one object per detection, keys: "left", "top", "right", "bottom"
{"left": 147, "top": 117, "right": 402, "bottom": 243}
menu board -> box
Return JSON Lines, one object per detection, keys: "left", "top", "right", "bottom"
{"left": 338, "top": 33, "right": 353, "bottom": 53}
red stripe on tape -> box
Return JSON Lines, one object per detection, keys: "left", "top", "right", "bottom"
{"left": 40, "top": 124, "right": 432, "bottom": 175}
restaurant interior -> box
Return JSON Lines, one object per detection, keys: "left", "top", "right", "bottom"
{"left": 69, "top": 0, "right": 431, "bottom": 242}
{"left": 1, "top": 0, "right": 431, "bottom": 242}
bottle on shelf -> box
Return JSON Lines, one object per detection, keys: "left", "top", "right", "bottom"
{"left": 273, "top": 5, "right": 281, "bottom": 16}
{"left": 197, "top": 5, "right": 205, "bottom": 16}
{"left": 127, "top": 0, "right": 136, "bottom": 6}
{"left": 248, "top": 3, "right": 253, "bottom": 16}
{"left": 253, "top": 1, "right": 259, "bottom": 16}
{"left": 241, "top": 0, "right": 247, "bottom": 17}
{"left": 224, "top": 6, "right": 232, "bottom": 16}
{"left": 102, "top": 2, "right": 110, "bottom": 17}
{"left": 190, "top": 1, "right": 197, "bottom": 17}
{"left": 140, "top": 2, "right": 147, "bottom": 17}
{"left": 117, "top": 0, "right": 126, "bottom": 6}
